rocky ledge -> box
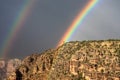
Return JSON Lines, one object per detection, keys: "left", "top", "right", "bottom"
{"left": 7, "top": 40, "right": 120, "bottom": 80}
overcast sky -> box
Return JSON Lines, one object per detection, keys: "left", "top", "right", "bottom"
{"left": 0, "top": 0, "right": 120, "bottom": 59}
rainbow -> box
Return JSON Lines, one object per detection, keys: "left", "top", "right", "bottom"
{"left": 0, "top": 1, "right": 35, "bottom": 59}
{"left": 57, "top": 0, "right": 98, "bottom": 47}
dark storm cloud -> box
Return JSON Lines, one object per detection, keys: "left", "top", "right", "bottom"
{"left": 0, "top": 0, "right": 88, "bottom": 59}
{"left": 1, "top": 0, "right": 120, "bottom": 59}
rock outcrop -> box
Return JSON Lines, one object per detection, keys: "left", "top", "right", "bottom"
{"left": 7, "top": 59, "right": 22, "bottom": 77}
{"left": 7, "top": 40, "right": 120, "bottom": 80}
{"left": 0, "top": 58, "right": 21, "bottom": 80}
{"left": 0, "top": 59, "right": 6, "bottom": 80}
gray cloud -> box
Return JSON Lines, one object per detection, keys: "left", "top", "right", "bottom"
{"left": 0, "top": 0, "right": 120, "bottom": 59}
{"left": 70, "top": 0, "right": 120, "bottom": 41}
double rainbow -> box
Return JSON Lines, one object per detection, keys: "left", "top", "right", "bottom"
{"left": 57, "top": 0, "right": 98, "bottom": 47}
{"left": 0, "top": 0, "right": 98, "bottom": 59}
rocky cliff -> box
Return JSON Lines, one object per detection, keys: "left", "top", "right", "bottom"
{"left": 0, "top": 58, "right": 21, "bottom": 80}
{"left": 7, "top": 40, "right": 120, "bottom": 80}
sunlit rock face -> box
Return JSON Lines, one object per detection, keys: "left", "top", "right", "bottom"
{"left": 0, "top": 58, "right": 21, "bottom": 80}
{"left": 7, "top": 40, "right": 120, "bottom": 80}
{"left": 6, "top": 59, "right": 22, "bottom": 77}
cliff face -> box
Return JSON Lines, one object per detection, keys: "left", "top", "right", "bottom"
{"left": 7, "top": 40, "right": 120, "bottom": 80}
{"left": 0, "top": 58, "right": 21, "bottom": 80}
{"left": 0, "top": 59, "right": 6, "bottom": 80}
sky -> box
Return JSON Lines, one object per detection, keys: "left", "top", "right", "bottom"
{"left": 0, "top": 0, "right": 120, "bottom": 59}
